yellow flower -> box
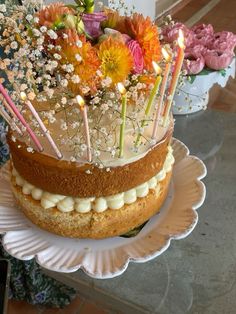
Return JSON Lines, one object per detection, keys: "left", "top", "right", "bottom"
{"left": 98, "top": 37, "right": 133, "bottom": 83}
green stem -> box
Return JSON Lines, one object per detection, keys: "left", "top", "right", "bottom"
{"left": 135, "top": 76, "right": 162, "bottom": 147}
{"left": 119, "top": 94, "right": 127, "bottom": 158}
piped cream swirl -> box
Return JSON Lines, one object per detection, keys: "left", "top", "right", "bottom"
{"left": 12, "top": 146, "right": 174, "bottom": 213}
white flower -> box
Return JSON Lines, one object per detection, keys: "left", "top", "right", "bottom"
{"left": 62, "top": 64, "right": 74, "bottom": 73}
{"left": 40, "top": 26, "right": 47, "bottom": 33}
{"left": 60, "top": 79, "right": 68, "bottom": 87}
{"left": 53, "top": 53, "right": 61, "bottom": 60}
{"left": 75, "top": 54, "right": 82, "bottom": 62}
{"left": 70, "top": 156, "right": 76, "bottom": 162}
{"left": 26, "top": 14, "right": 33, "bottom": 22}
{"left": 27, "top": 147, "right": 34, "bottom": 153}
{"left": 37, "top": 37, "right": 44, "bottom": 45}
{"left": 80, "top": 144, "right": 87, "bottom": 151}
{"left": 49, "top": 117, "right": 56, "bottom": 123}
{"left": 63, "top": 33, "right": 68, "bottom": 39}
{"left": 34, "top": 17, "right": 39, "bottom": 23}
{"left": 76, "top": 40, "right": 82, "bottom": 48}
{"left": 33, "top": 29, "right": 41, "bottom": 37}
{"left": 61, "top": 97, "right": 67, "bottom": 105}
{"left": 0, "top": 4, "right": 6, "bottom": 12}
{"left": 60, "top": 122, "right": 68, "bottom": 130}
{"left": 10, "top": 41, "right": 18, "bottom": 50}
{"left": 47, "top": 29, "right": 58, "bottom": 40}
{"left": 71, "top": 74, "right": 80, "bottom": 84}
{"left": 20, "top": 84, "right": 27, "bottom": 91}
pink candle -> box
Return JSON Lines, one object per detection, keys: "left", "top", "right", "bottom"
{"left": 152, "top": 48, "right": 172, "bottom": 140}
{"left": 0, "top": 105, "right": 23, "bottom": 135}
{"left": 76, "top": 95, "right": 92, "bottom": 163}
{"left": 21, "top": 92, "right": 62, "bottom": 159}
{"left": 163, "top": 30, "right": 185, "bottom": 127}
{"left": 0, "top": 84, "right": 43, "bottom": 151}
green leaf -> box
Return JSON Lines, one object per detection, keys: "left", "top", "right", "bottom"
{"left": 187, "top": 75, "right": 196, "bottom": 84}
{"left": 218, "top": 69, "right": 227, "bottom": 77}
{"left": 197, "top": 68, "right": 214, "bottom": 75}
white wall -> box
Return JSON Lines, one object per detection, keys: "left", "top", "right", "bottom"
{"left": 109, "top": 0, "right": 156, "bottom": 20}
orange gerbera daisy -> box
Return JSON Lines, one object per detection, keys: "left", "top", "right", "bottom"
{"left": 55, "top": 29, "right": 100, "bottom": 95}
{"left": 98, "top": 37, "right": 133, "bottom": 83}
{"left": 37, "top": 2, "right": 74, "bottom": 29}
{"left": 119, "top": 14, "right": 161, "bottom": 72}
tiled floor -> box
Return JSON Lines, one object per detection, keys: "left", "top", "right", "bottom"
{"left": 5, "top": 0, "right": 236, "bottom": 313}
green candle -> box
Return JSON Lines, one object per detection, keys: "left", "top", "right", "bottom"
{"left": 135, "top": 62, "right": 162, "bottom": 147}
{"left": 118, "top": 83, "right": 127, "bottom": 158}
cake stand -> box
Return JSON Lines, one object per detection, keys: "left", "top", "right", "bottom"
{"left": 0, "top": 139, "right": 206, "bottom": 279}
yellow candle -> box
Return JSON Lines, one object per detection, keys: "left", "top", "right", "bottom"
{"left": 118, "top": 83, "right": 127, "bottom": 158}
{"left": 76, "top": 95, "right": 92, "bottom": 162}
{"left": 152, "top": 48, "right": 172, "bottom": 140}
{"left": 135, "top": 62, "right": 162, "bottom": 147}
{"left": 163, "top": 30, "right": 185, "bottom": 127}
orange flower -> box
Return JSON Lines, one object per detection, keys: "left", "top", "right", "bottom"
{"left": 55, "top": 29, "right": 100, "bottom": 95}
{"left": 37, "top": 2, "right": 74, "bottom": 29}
{"left": 101, "top": 8, "right": 124, "bottom": 30}
{"left": 118, "top": 14, "right": 161, "bottom": 72}
{"left": 98, "top": 37, "right": 133, "bottom": 83}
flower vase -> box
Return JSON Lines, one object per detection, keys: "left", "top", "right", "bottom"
{"left": 173, "top": 58, "right": 235, "bottom": 115}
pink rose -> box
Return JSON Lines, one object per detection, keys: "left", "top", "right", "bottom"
{"left": 183, "top": 52, "right": 205, "bottom": 74}
{"left": 127, "top": 40, "right": 144, "bottom": 74}
{"left": 204, "top": 50, "right": 234, "bottom": 70}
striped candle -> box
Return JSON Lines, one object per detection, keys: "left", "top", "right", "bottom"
{"left": 0, "top": 83, "right": 43, "bottom": 151}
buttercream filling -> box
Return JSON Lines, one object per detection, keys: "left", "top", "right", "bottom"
{"left": 12, "top": 146, "right": 174, "bottom": 213}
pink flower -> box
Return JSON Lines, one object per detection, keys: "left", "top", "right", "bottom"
{"left": 183, "top": 51, "right": 205, "bottom": 74}
{"left": 204, "top": 50, "right": 234, "bottom": 70}
{"left": 82, "top": 12, "right": 107, "bottom": 38}
{"left": 162, "top": 22, "right": 194, "bottom": 47}
{"left": 210, "top": 31, "right": 236, "bottom": 53}
{"left": 127, "top": 40, "right": 144, "bottom": 74}
{"left": 191, "top": 24, "right": 214, "bottom": 36}
{"left": 186, "top": 45, "right": 208, "bottom": 56}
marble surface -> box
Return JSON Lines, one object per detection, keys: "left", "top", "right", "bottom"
{"left": 44, "top": 102, "right": 236, "bottom": 313}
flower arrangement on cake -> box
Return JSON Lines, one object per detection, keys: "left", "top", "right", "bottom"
{"left": 161, "top": 19, "right": 236, "bottom": 114}
{"left": 0, "top": 0, "right": 185, "bottom": 238}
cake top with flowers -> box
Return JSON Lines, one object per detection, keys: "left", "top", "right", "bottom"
{"left": 0, "top": 0, "right": 176, "bottom": 168}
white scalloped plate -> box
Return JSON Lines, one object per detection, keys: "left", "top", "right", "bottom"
{"left": 0, "top": 139, "right": 206, "bottom": 279}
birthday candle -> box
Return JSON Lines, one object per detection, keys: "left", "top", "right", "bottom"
{"left": 0, "top": 83, "right": 43, "bottom": 151}
{"left": 135, "top": 62, "right": 162, "bottom": 147}
{"left": 152, "top": 48, "right": 172, "bottom": 140}
{"left": 0, "top": 105, "right": 23, "bottom": 135}
{"left": 21, "top": 92, "right": 62, "bottom": 159}
{"left": 163, "top": 30, "right": 185, "bottom": 127}
{"left": 76, "top": 95, "right": 92, "bottom": 162}
{"left": 117, "top": 83, "right": 127, "bottom": 158}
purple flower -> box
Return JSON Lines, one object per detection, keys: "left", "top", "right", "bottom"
{"left": 82, "top": 12, "right": 107, "bottom": 38}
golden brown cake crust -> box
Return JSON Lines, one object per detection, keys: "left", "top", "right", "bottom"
{"left": 8, "top": 130, "right": 173, "bottom": 198}
{"left": 11, "top": 171, "right": 172, "bottom": 239}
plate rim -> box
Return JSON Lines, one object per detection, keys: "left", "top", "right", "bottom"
{"left": 0, "top": 138, "right": 207, "bottom": 279}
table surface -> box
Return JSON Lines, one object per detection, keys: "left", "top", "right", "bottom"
{"left": 44, "top": 0, "right": 236, "bottom": 310}
{"left": 4, "top": 0, "right": 236, "bottom": 312}
{"left": 45, "top": 75, "right": 236, "bottom": 313}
